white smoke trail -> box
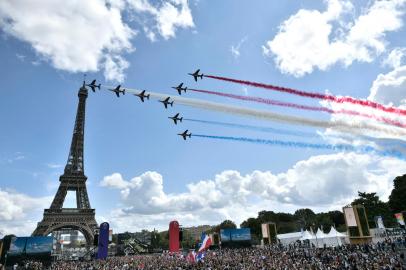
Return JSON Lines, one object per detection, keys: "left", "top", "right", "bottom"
{"left": 102, "top": 85, "right": 406, "bottom": 139}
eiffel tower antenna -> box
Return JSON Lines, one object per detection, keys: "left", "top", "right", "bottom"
{"left": 33, "top": 83, "right": 98, "bottom": 245}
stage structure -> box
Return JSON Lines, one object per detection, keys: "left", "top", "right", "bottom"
{"left": 343, "top": 204, "right": 371, "bottom": 244}
{"left": 32, "top": 83, "right": 98, "bottom": 246}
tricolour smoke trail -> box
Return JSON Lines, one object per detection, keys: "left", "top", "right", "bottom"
{"left": 183, "top": 118, "right": 317, "bottom": 138}
{"left": 189, "top": 88, "right": 406, "bottom": 129}
{"left": 204, "top": 74, "right": 406, "bottom": 117}
{"left": 101, "top": 85, "right": 406, "bottom": 138}
{"left": 192, "top": 134, "right": 405, "bottom": 160}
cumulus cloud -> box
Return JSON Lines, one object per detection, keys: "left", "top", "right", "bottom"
{"left": 263, "top": 0, "right": 406, "bottom": 77}
{"left": 0, "top": 189, "right": 50, "bottom": 221}
{"left": 0, "top": 0, "right": 135, "bottom": 82}
{"left": 127, "top": 0, "right": 194, "bottom": 40}
{"left": 382, "top": 48, "right": 406, "bottom": 69}
{"left": 101, "top": 153, "right": 406, "bottom": 231}
{"left": 368, "top": 65, "right": 406, "bottom": 107}
{"left": 0, "top": 0, "right": 195, "bottom": 82}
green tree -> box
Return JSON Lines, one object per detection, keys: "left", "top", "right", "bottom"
{"left": 388, "top": 174, "right": 406, "bottom": 213}
{"left": 352, "top": 192, "right": 395, "bottom": 228}
{"left": 240, "top": 217, "right": 261, "bottom": 239}
{"left": 218, "top": 220, "right": 237, "bottom": 230}
{"left": 294, "top": 208, "right": 316, "bottom": 229}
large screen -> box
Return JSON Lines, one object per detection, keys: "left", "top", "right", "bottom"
{"left": 26, "top": 237, "right": 53, "bottom": 254}
{"left": 220, "top": 228, "right": 251, "bottom": 242}
{"left": 8, "top": 237, "right": 28, "bottom": 255}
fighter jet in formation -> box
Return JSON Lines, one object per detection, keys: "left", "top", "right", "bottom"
{"left": 168, "top": 113, "right": 183, "bottom": 124}
{"left": 109, "top": 85, "right": 125, "bottom": 97}
{"left": 188, "top": 69, "right": 203, "bottom": 82}
{"left": 178, "top": 130, "right": 191, "bottom": 140}
{"left": 172, "top": 83, "right": 187, "bottom": 95}
{"left": 134, "top": 90, "right": 150, "bottom": 102}
{"left": 159, "top": 97, "right": 174, "bottom": 109}
{"left": 86, "top": 79, "right": 101, "bottom": 92}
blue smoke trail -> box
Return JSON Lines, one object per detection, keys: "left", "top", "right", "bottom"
{"left": 192, "top": 134, "right": 405, "bottom": 160}
{"left": 184, "top": 118, "right": 316, "bottom": 138}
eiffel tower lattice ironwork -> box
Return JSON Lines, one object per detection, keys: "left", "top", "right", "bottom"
{"left": 32, "top": 83, "right": 98, "bottom": 245}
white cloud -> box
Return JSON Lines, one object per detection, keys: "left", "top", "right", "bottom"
{"left": 0, "top": 0, "right": 134, "bottom": 82}
{"left": 101, "top": 153, "right": 406, "bottom": 232}
{"left": 382, "top": 47, "right": 406, "bottom": 69}
{"left": 0, "top": 188, "right": 51, "bottom": 222}
{"left": 263, "top": 0, "right": 406, "bottom": 77}
{"left": 127, "top": 0, "right": 194, "bottom": 40}
{"left": 230, "top": 36, "right": 247, "bottom": 59}
{"left": 368, "top": 65, "right": 406, "bottom": 107}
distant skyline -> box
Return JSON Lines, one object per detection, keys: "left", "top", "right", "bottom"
{"left": 1, "top": 0, "right": 406, "bottom": 236}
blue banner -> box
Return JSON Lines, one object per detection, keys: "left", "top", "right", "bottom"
{"left": 220, "top": 228, "right": 251, "bottom": 242}
{"left": 26, "top": 236, "right": 53, "bottom": 254}
{"left": 97, "top": 222, "right": 109, "bottom": 259}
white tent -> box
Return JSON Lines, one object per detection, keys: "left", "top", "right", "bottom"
{"left": 299, "top": 230, "right": 314, "bottom": 241}
{"left": 322, "top": 227, "right": 346, "bottom": 247}
{"left": 277, "top": 231, "right": 303, "bottom": 245}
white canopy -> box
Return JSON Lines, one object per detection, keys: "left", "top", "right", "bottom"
{"left": 326, "top": 226, "right": 346, "bottom": 238}
{"left": 299, "top": 230, "right": 314, "bottom": 241}
{"left": 316, "top": 228, "right": 327, "bottom": 239}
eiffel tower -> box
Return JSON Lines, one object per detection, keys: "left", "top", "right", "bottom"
{"left": 32, "top": 83, "right": 98, "bottom": 245}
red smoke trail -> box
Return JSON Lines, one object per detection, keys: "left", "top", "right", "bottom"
{"left": 189, "top": 88, "right": 406, "bottom": 129}
{"left": 204, "top": 75, "right": 406, "bottom": 116}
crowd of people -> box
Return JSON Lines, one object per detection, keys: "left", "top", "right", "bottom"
{"left": 5, "top": 238, "right": 406, "bottom": 270}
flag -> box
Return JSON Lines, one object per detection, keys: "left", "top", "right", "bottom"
{"left": 198, "top": 235, "right": 212, "bottom": 252}
{"left": 196, "top": 251, "right": 206, "bottom": 262}
{"left": 186, "top": 251, "right": 196, "bottom": 263}
{"left": 395, "top": 213, "right": 405, "bottom": 226}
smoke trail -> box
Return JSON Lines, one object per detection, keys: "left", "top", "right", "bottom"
{"left": 189, "top": 88, "right": 406, "bottom": 128}
{"left": 184, "top": 118, "right": 317, "bottom": 138}
{"left": 101, "top": 85, "right": 406, "bottom": 138}
{"left": 204, "top": 74, "right": 406, "bottom": 116}
{"left": 192, "top": 134, "right": 405, "bottom": 160}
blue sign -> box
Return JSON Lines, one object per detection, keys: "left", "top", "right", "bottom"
{"left": 97, "top": 222, "right": 109, "bottom": 259}
{"left": 8, "top": 237, "right": 28, "bottom": 255}
{"left": 220, "top": 228, "right": 251, "bottom": 242}
{"left": 26, "top": 236, "right": 53, "bottom": 254}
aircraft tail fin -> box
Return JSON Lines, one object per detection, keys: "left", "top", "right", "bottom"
{"left": 180, "top": 117, "right": 183, "bottom": 122}
{"left": 97, "top": 84, "right": 101, "bottom": 89}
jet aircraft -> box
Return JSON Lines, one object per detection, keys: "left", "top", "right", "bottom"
{"left": 178, "top": 130, "right": 192, "bottom": 140}
{"left": 188, "top": 69, "right": 204, "bottom": 82}
{"left": 172, "top": 83, "right": 187, "bottom": 95}
{"left": 134, "top": 90, "right": 150, "bottom": 102}
{"left": 159, "top": 97, "right": 174, "bottom": 109}
{"left": 86, "top": 79, "right": 101, "bottom": 92}
{"left": 109, "top": 85, "right": 125, "bottom": 97}
{"left": 168, "top": 113, "right": 183, "bottom": 124}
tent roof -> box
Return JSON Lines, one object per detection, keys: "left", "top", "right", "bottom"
{"left": 326, "top": 227, "right": 346, "bottom": 238}
{"left": 277, "top": 231, "right": 302, "bottom": 239}
{"left": 299, "top": 230, "right": 314, "bottom": 240}
{"left": 316, "top": 228, "right": 327, "bottom": 238}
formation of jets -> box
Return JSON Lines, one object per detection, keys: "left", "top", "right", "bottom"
{"left": 85, "top": 69, "right": 203, "bottom": 141}
{"left": 134, "top": 90, "right": 150, "bottom": 102}
{"left": 172, "top": 83, "right": 187, "bottom": 95}
{"left": 188, "top": 69, "right": 203, "bottom": 82}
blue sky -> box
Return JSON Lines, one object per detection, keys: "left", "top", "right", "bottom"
{"left": 1, "top": 0, "right": 406, "bottom": 235}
